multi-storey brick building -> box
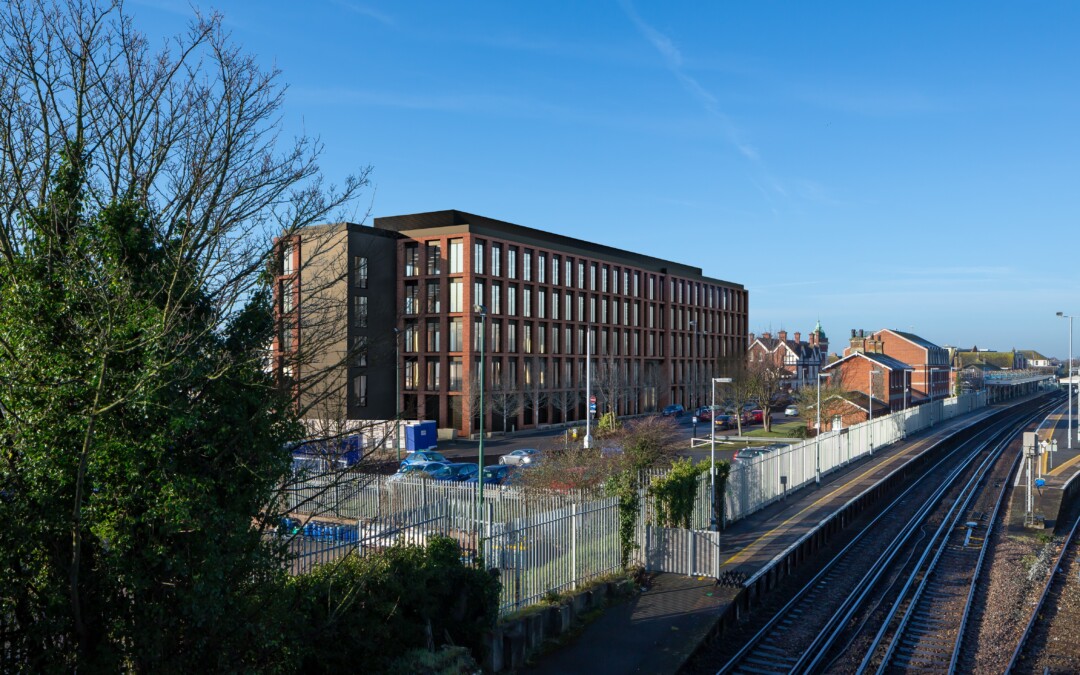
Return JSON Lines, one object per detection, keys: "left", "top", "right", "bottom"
{"left": 273, "top": 211, "right": 749, "bottom": 437}
{"left": 843, "top": 328, "right": 950, "bottom": 404}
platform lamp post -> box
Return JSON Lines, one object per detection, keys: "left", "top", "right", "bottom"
{"left": 816, "top": 372, "right": 831, "bottom": 485}
{"left": 869, "top": 368, "right": 882, "bottom": 453}
{"left": 1057, "top": 311, "right": 1074, "bottom": 449}
{"left": 689, "top": 320, "right": 699, "bottom": 415}
{"left": 475, "top": 304, "right": 488, "bottom": 521}
{"left": 710, "top": 376, "right": 733, "bottom": 531}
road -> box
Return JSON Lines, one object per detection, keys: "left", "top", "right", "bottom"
{"left": 433, "top": 410, "right": 796, "bottom": 467}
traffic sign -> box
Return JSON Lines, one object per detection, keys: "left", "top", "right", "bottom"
{"left": 589, "top": 395, "right": 596, "bottom": 403}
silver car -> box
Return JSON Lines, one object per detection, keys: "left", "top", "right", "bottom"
{"left": 499, "top": 448, "right": 542, "bottom": 466}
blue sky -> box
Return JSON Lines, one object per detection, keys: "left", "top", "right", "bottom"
{"left": 134, "top": 1, "right": 1080, "bottom": 359}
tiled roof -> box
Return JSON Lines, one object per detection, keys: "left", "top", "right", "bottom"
{"left": 889, "top": 329, "right": 942, "bottom": 351}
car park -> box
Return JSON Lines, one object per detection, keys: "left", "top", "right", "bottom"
{"left": 499, "top": 448, "right": 542, "bottom": 466}
{"left": 400, "top": 450, "right": 448, "bottom": 465}
{"left": 389, "top": 461, "right": 448, "bottom": 481}
{"left": 428, "top": 462, "right": 478, "bottom": 482}
{"left": 784, "top": 405, "right": 800, "bottom": 417}
{"left": 465, "top": 465, "right": 514, "bottom": 486}
{"left": 741, "top": 409, "right": 764, "bottom": 424}
{"left": 661, "top": 404, "right": 685, "bottom": 417}
{"left": 713, "top": 414, "right": 736, "bottom": 430}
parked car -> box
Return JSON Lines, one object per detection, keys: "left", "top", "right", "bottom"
{"left": 741, "top": 409, "right": 764, "bottom": 424}
{"left": 784, "top": 405, "right": 800, "bottom": 417}
{"left": 389, "top": 461, "right": 448, "bottom": 481}
{"left": 400, "top": 450, "right": 448, "bottom": 465}
{"left": 733, "top": 446, "right": 764, "bottom": 461}
{"left": 713, "top": 414, "right": 736, "bottom": 430}
{"left": 661, "top": 404, "right": 685, "bottom": 417}
{"left": 428, "top": 462, "right": 478, "bottom": 482}
{"left": 499, "top": 448, "right": 542, "bottom": 466}
{"left": 465, "top": 465, "right": 514, "bottom": 486}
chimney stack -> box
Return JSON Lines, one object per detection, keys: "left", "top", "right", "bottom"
{"left": 794, "top": 331, "right": 801, "bottom": 344}
{"left": 778, "top": 330, "right": 788, "bottom": 341}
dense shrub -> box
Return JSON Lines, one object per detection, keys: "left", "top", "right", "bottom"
{"left": 286, "top": 537, "right": 500, "bottom": 673}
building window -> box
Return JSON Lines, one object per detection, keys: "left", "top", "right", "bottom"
{"left": 281, "top": 241, "right": 295, "bottom": 276}
{"left": 491, "top": 244, "right": 502, "bottom": 276}
{"left": 353, "top": 296, "right": 368, "bottom": 328}
{"left": 426, "top": 359, "right": 440, "bottom": 389}
{"left": 523, "top": 249, "right": 533, "bottom": 281}
{"left": 404, "top": 244, "right": 419, "bottom": 277}
{"left": 403, "top": 320, "right": 418, "bottom": 353}
{"left": 474, "top": 241, "right": 485, "bottom": 274}
{"left": 577, "top": 261, "right": 585, "bottom": 289}
{"left": 352, "top": 374, "right": 368, "bottom": 407}
{"left": 280, "top": 320, "right": 294, "bottom": 352}
{"left": 507, "top": 247, "right": 518, "bottom": 279}
{"left": 351, "top": 336, "right": 368, "bottom": 366}
{"left": 426, "top": 281, "right": 440, "bottom": 313}
{"left": 426, "top": 241, "right": 441, "bottom": 275}
{"left": 523, "top": 323, "right": 533, "bottom": 353}
{"left": 280, "top": 279, "right": 294, "bottom": 314}
{"left": 490, "top": 283, "right": 501, "bottom": 314}
{"left": 474, "top": 319, "right": 485, "bottom": 351}
{"left": 491, "top": 319, "right": 502, "bottom": 352}
{"left": 404, "top": 283, "right": 419, "bottom": 315}
{"left": 552, "top": 255, "right": 560, "bottom": 285}
{"left": 449, "top": 279, "right": 463, "bottom": 312}
{"left": 565, "top": 258, "right": 573, "bottom": 287}
{"left": 404, "top": 359, "right": 418, "bottom": 390}
{"left": 449, "top": 238, "right": 463, "bottom": 274}
{"left": 508, "top": 284, "right": 518, "bottom": 316}
{"left": 551, "top": 291, "right": 558, "bottom": 320}
{"left": 538, "top": 252, "right": 546, "bottom": 283}
{"left": 426, "top": 319, "right": 441, "bottom": 351}
{"left": 590, "top": 263, "right": 597, "bottom": 291}
{"left": 449, "top": 357, "right": 463, "bottom": 391}
{"left": 523, "top": 287, "right": 532, "bottom": 317}
{"left": 449, "top": 318, "right": 463, "bottom": 352}
{"left": 507, "top": 322, "right": 517, "bottom": 352}
{"left": 601, "top": 265, "right": 609, "bottom": 292}
{"left": 353, "top": 256, "right": 368, "bottom": 288}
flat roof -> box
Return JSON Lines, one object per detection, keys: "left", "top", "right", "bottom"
{"left": 373, "top": 210, "right": 744, "bottom": 289}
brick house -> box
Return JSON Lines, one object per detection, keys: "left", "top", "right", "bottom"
{"left": 816, "top": 392, "right": 893, "bottom": 431}
{"left": 821, "top": 351, "right": 913, "bottom": 424}
{"left": 843, "top": 328, "right": 949, "bottom": 404}
{"left": 746, "top": 322, "right": 829, "bottom": 391}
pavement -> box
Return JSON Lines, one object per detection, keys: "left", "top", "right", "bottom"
{"left": 517, "top": 392, "right": 1073, "bottom": 675}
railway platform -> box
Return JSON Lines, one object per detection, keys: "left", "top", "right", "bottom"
{"left": 1005, "top": 406, "right": 1080, "bottom": 533}
{"left": 522, "top": 392, "right": 1063, "bottom": 674}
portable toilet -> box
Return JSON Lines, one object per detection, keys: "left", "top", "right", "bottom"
{"left": 405, "top": 421, "right": 437, "bottom": 452}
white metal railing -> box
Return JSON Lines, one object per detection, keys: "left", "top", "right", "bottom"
{"left": 724, "top": 390, "right": 989, "bottom": 524}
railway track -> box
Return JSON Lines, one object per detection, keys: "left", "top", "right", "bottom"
{"left": 1007, "top": 493, "right": 1080, "bottom": 673}
{"left": 710, "top": 398, "right": 1059, "bottom": 675}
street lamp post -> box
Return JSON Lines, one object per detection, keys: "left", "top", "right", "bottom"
{"left": 585, "top": 325, "right": 593, "bottom": 449}
{"left": 1057, "top": 312, "right": 1074, "bottom": 449}
{"left": 869, "top": 368, "right": 882, "bottom": 453}
{"left": 475, "top": 305, "right": 488, "bottom": 518}
{"left": 816, "top": 372, "right": 830, "bottom": 485}
{"left": 393, "top": 327, "right": 401, "bottom": 462}
{"left": 710, "top": 376, "right": 733, "bottom": 531}
{"left": 689, "top": 320, "right": 698, "bottom": 414}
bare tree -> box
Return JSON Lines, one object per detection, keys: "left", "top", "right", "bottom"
{"left": 488, "top": 378, "right": 522, "bottom": 433}
{"left": 794, "top": 377, "right": 850, "bottom": 434}
{"left": 549, "top": 388, "right": 580, "bottom": 424}
{"left": 522, "top": 356, "right": 549, "bottom": 427}
{"left": 745, "top": 358, "right": 787, "bottom": 432}
{"left": 593, "top": 354, "right": 629, "bottom": 417}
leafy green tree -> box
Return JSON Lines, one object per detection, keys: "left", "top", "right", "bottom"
{"left": 0, "top": 1, "right": 366, "bottom": 669}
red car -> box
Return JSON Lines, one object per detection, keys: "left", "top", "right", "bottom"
{"left": 741, "top": 409, "right": 764, "bottom": 424}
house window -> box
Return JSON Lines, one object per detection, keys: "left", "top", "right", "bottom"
{"left": 523, "top": 249, "right": 533, "bottom": 281}
{"left": 403, "top": 320, "right": 418, "bottom": 353}
{"left": 404, "top": 359, "right": 418, "bottom": 390}
{"left": 352, "top": 375, "right": 368, "bottom": 407}
{"left": 351, "top": 336, "right": 368, "bottom": 366}
{"left": 507, "top": 247, "right": 518, "bottom": 279}
{"left": 491, "top": 244, "right": 502, "bottom": 276}
{"left": 426, "top": 242, "right": 441, "bottom": 275}
{"left": 449, "top": 238, "right": 464, "bottom": 274}
{"left": 353, "top": 296, "right": 368, "bottom": 328}
{"left": 404, "top": 244, "right": 419, "bottom": 277}
{"left": 353, "top": 256, "right": 368, "bottom": 288}
{"left": 538, "top": 253, "right": 546, "bottom": 283}
{"left": 426, "top": 360, "right": 440, "bottom": 389}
